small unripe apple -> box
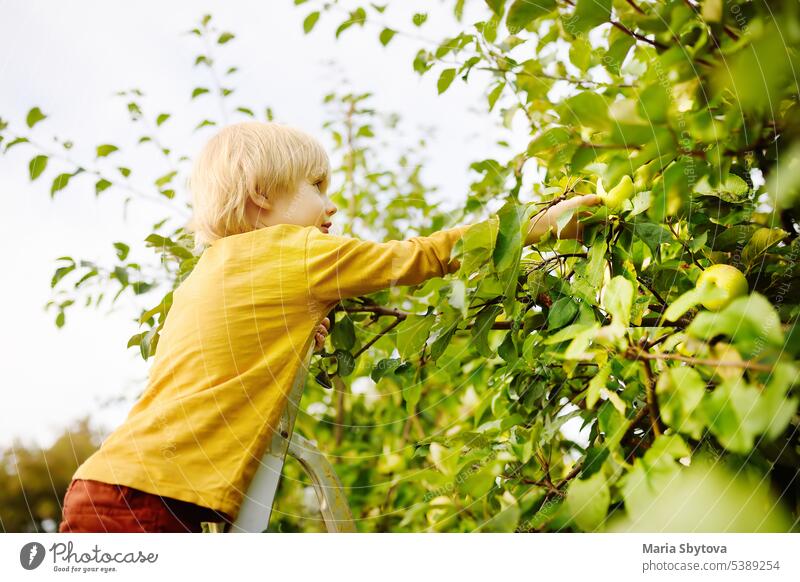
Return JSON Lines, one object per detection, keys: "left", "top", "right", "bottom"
{"left": 598, "top": 175, "right": 635, "bottom": 211}
{"left": 695, "top": 264, "right": 748, "bottom": 311}
{"left": 634, "top": 160, "right": 657, "bottom": 192}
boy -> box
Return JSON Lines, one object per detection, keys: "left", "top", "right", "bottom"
{"left": 58, "top": 121, "right": 598, "bottom": 532}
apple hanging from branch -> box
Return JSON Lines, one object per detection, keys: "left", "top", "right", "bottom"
{"left": 597, "top": 175, "right": 635, "bottom": 212}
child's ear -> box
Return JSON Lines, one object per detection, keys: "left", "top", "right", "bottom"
{"left": 247, "top": 192, "right": 272, "bottom": 212}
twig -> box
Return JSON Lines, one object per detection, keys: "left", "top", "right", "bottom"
{"left": 636, "top": 347, "right": 663, "bottom": 437}
{"left": 625, "top": 347, "right": 775, "bottom": 373}
{"left": 625, "top": 0, "right": 646, "bottom": 15}
{"left": 342, "top": 305, "right": 513, "bottom": 330}
{"left": 353, "top": 318, "right": 404, "bottom": 358}
{"left": 610, "top": 20, "right": 668, "bottom": 50}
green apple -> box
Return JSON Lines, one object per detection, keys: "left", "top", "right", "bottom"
{"left": 598, "top": 175, "right": 634, "bottom": 211}
{"left": 634, "top": 160, "right": 657, "bottom": 192}
{"left": 695, "top": 264, "right": 748, "bottom": 311}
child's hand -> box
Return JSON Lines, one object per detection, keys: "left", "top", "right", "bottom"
{"left": 524, "top": 194, "right": 602, "bottom": 246}
{"left": 314, "top": 317, "right": 330, "bottom": 352}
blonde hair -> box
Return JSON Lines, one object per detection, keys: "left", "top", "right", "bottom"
{"left": 185, "top": 121, "right": 331, "bottom": 254}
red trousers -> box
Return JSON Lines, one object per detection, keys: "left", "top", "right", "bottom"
{"left": 58, "top": 478, "right": 233, "bottom": 533}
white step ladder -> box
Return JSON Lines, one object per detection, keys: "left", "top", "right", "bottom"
{"left": 222, "top": 342, "right": 355, "bottom": 533}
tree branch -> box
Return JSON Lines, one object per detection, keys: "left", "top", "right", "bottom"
{"left": 637, "top": 347, "right": 663, "bottom": 437}
{"left": 625, "top": 347, "right": 775, "bottom": 373}
{"left": 342, "top": 305, "right": 514, "bottom": 330}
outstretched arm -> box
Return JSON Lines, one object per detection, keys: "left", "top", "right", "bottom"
{"left": 305, "top": 224, "right": 472, "bottom": 304}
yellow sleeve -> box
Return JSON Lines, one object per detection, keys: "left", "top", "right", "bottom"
{"left": 304, "top": 224, "right": 472, "bottom": 303}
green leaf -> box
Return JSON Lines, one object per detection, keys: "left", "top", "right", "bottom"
{"left": 155, "top": 170, "right": 178, "bottom": 187}
{"left": 28, "top": 155, "right": 48, "bottom": 180}
{"left": 314, "top": 369, "right": 332, "bottom": 390}
{"left": 493, "top": 202, "right": 525, "bottom": 272}
{"left": 741, "top": 228, "right": 787, "bottom": 270}
{"left": 567, "top": 0, "right": 612, "bottom": 35}
{"left": 218, "top": 32, "right": 235, "bottom": 44}
{"left": 394, "top": 314, "right": 435, "bottom": 359}
{"left": 371, "top": 358, "right": 401, "bottom": 382}
{"left": 622, "top": 220, "right": 671, "bottom": 258}
{"left": 191, "top": 87, "right": 210, "bottom": 99}
{"left": 604, "top": 31, "right": 634, "bottom": 75}
{"left": 458, "top": 459, "right": 500, "bottom": 498}
{"left": 497, "top": 330, "right": 519, "bottom": 364}
{"left": 656, "top": 367, "right": 706, "bottom": 440}
{"left": 437, "top": 68, "right": 457, "bottom": 94}
{"left": 543, "top": 322, "right": 596, "bottom": 345}
{"left": 611, "top": 455, "right": 793, "bottom": 532}
{"left": 402, "top": 381, "right": 422, "bottom": 414}
{"left": 95, "top": 179, "right": 112, "bottom": 196}
{"left": 303, "top": 11, "right": 320, "bottom": 33}
{"left": 484, "top": 0, "right": 505, "bottom": 17}
{"left": 139, "top": 327, "right": 160, "bottom": 359}
{"left": 472, "top": 304, "right": 503, "bottom": 357}
{"left": 565, "top": 470, "right": 610, "bottom": 531}
{"left": 560, "top": 92, "right": 610, "bottom": 130}
{"left": 487, "top": 81, "right": 505, "bottom": 112}
{"left": 701, "top": 378, "right": 763, "bottom": 454}
{"left": 26, "top": 107, "right": 46, "bottom": 128}
{"left": 50, "top": 172, "right": 75, "bottom": 198}
{"left": 4, "top": 137, "right": 29, "bottom": 152}
{"left": 569, "top": 37, "right": 592, "bottom": 72}
{"left": 113, "top": 242, "right": 130, "bottom": 261}
{"left": 453, "top": 217, "right": 498, "bottom": 273}
{"left": 687, "top": 293, "right": 783, "bottom": 357}
{"left": 332, "top": 313, "right": 356, "bottom": 351}
{"left": 694, "top": 173, "right": 749, "bottom": 203}
{"left": 637, "top": 83, "right": 670, "bottom": 125}
{"left": 621, "top": 435, "right": 690, "bottom": 519}
{"left": 429, "top": 443, "right": 459, "bottom": 477}
{"left": 526, "top": 127, "right": 571, "bottom": 159}
{"left": 96, "top": 144, "right": 119, "bottom": 158}
{"left": 547, "top": 296, "right": 578, "bottom": 330}
{"left": 586, "top": 361, "right": 612, "bottom": 409}
{"left": 430, "top": 313, "right": 461, "bottom": 361}
{"left": 379, "top": 27, "right": 396, "bottom": 46}
{"left": 602, "top": 276, "right": 633, "bottom": 328}
{"left": 506, "top": 0, "right": 556, "bottom": 32}
{"left": 336, "top": 8, "right": 366, "bottom": 38}
{"left": 575, "top": 237, "right": 606, "bottom": 288}
{"left": 156, "top": 113, "right": 170, "bottom": 126}
{"left": 662, "top": 287, "right": 702, "bottom": 322}
{"left": 758, "top": 363, "right": 800, "bottom": 441}
{"left": 51, "top": 263, "right": 76, "bottom": 288}
{"left": 334, "top": 349, "right": 355, "bottom": 377}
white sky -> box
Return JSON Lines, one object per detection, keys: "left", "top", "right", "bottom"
{"left": 0, "top": 0, "right": 537, "bottom": 449}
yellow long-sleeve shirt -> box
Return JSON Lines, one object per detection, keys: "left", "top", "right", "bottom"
{"left": 73, "top": 222, "right": 471, "bottom": 521}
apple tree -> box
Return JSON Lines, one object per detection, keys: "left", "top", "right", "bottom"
{"left": 3, "top": 1, "right": 799, "bottom": 532}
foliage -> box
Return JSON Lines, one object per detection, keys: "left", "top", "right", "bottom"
{"left": 0, "top": 418, "right": 102, "bottom": 532}
{"left": 3, "top": 1, "right": 800, "bottom": 531}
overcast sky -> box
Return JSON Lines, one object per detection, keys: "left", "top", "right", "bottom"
{"left": 0, "top": 0, "right": 548, "bottom": 450}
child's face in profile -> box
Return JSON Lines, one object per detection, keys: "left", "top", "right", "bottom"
{"left": 248, "top": 178, "right": 338, "bottom": 233}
